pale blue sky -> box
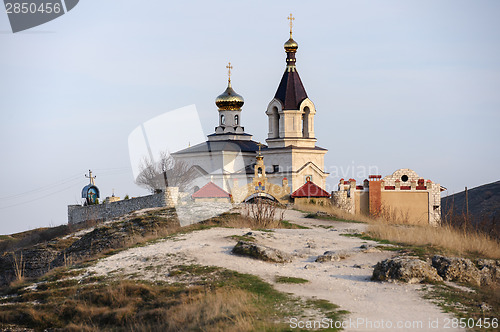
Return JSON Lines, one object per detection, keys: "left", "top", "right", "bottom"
{"left": 1, "top": 0, "right": 499, "bottom": 234}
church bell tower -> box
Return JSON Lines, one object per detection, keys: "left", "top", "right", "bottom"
{"left": 265, "top": 14, "right": 317, "bottom": 149}
{"left": 261, "top": 14, "right": 328, "bottom": 193}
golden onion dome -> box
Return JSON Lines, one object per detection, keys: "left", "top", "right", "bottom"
{"left": 215, "top": 82, "right": 244, "bottom": 110}
{"left": 284, "top": 37, "right": 298, "bottom": 52}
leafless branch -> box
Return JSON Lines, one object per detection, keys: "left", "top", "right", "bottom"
{"left": 135, "top": 151, "right": 194, "bottom": 193}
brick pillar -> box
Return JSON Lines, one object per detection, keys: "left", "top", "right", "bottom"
{"left": 368, "top": 175, "right": 382, "bottom": 217}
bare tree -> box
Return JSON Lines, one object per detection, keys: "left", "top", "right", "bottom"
{"left": 242, "top": 198, "right": 285, "bottom": 228}
{"left": 135, "top": 151, "right": 194, "bottom": 193}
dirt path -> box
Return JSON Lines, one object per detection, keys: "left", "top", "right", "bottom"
{"left": 87, "top": 210, "right": 463, "bottom": 331}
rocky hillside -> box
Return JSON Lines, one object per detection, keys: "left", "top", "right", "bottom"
{"left": 0, "top": 208, "right": 180, "bottom": 286}
{"left": 441, "top": 181, "right": 500, "bottom": 234}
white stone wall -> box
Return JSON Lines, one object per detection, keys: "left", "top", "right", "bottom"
{"left": 332, "top": 191, "right": 354, "bottom": 213}
{"left": 68, "top": 189, "right": 179, "bottom": 225}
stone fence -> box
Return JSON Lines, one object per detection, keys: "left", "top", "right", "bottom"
{"left": 68, "top": 188, "right": 179, "bottom": 225}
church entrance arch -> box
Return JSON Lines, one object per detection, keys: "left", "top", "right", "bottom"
{"left": 244, "top": 192, "right": 278, "bottom": 203}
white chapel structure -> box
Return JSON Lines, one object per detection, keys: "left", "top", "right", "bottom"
{"left": 172, "top": 15, "right": 329, "bottom": 202}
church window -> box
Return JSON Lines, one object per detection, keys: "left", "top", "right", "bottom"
{"left": 401, "top": 175, "right": 409, "bottom": 182}
{"left": 302, "top": 107, "right": 310, "bottom": 138}
{"left": 271, "top": 106, "right": 279, "bottom": 138}
{"left": 301, "top": 113, "right": 305, "bottom": 136}
{"left": 221, "top": 114, "right": 225, "bottom": 125}
{"left": 234, "top": 115, "right": 239, "bottom": 125}
{"left": 258, "top": 167, "right": 262, "bottom": 177}
{"left": 273, "top": 165, "right": 279, "bottom": 173}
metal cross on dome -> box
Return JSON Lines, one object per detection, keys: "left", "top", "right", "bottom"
{"left": 287, "top": 13, "right": 295, "bottom": 37}
{"left": 257, "top": 142, "right": 264, "bottom": 155}
{"left": 226, "top": 62, "right": 233, "bottom": 83}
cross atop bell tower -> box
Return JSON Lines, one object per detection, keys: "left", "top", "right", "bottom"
{"left": 265, "top": 14, "right": 317, "bottom": 149}
{"left": 287, "top": 13, "right": 295, "bottom": 38}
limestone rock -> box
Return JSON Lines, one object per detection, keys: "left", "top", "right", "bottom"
{"left": 476, "top": 259, "right": 500, "bottom": 285}
{"left": 231, "top": 241, "right": 292, "bottom": 263}
{"left": 372, "top": 256, "right": 443, "bottom": 284}
{"left": 363, "top": 247, "right": 382, "bottom": 253}
{"left": 315, "top": 250, "right": 350, "bottom": 263}
{"left": 431, "top": 255, "right": 482, "bottom": 286}
{"left": 0, "top": 247, "right": 59, "bottom": 285}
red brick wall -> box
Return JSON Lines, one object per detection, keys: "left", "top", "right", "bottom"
{"left": 369, "top": 180, "right": 382, "bottom": 217}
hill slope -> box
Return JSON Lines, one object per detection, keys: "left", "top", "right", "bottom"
{"left": 441, "top": 180, "right": 500, "bottom": 224}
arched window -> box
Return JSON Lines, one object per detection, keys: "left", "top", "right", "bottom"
{"left": 234, "top": 115, "right": 239, "bottom": 125}
{"left": 272, "top": 106, "right": 279, "bottom": 138}
{"left": 302, "top": 107, "right": 310, "bottom": 138}
{"left": 221, "top": 114, "right": 225, "bottom": 125}
{"left": 301, "top": 113, "right": 305, "bottom": 137}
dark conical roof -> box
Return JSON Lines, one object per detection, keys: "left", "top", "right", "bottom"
{"left": 274, "top": 33, "right": 308, "bottom": 110}
{"left": 274, "top": 69, "right": 308, "bottom": 110}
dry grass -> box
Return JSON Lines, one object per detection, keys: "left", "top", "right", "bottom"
{"left": 295, "top": 202, "right": 500, "bottom": 259}
{"left": 11, "top": 252, "right": 24, "bottom": 283}
{"left": 205, "top": 206, "right": 289, "bottom": 230}
{"left": 0, "top": 280, "right": 259, "bottom": 331}
{"left": 294, "top": 202, "right": 374, "bottom": 223}
{"left": 367, "top": 223, "right": 500, "bottom": 259}
{"left": 0, "top": 267, "right": 341, "bottom": 331}
{"left": 151, "top": 288, "right": 257, "bottom": 332}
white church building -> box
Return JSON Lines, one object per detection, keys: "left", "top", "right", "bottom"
{"left": 172, "top": 20, "right": 329, "bottom": 202}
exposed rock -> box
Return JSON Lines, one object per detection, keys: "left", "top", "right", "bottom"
{"left": 306, "top": 241, "right": 317, "bottom": 249}
{"left": 0, "top": 247, "right": 59, "bottom": 285}
{"left": 431, "top": 255, "right": 482, "bottom": 286}
{"left": 293, "top": 248, "right": 311, "bottom": 258}
{"left": 304, "top": 264, "right": 316, "bottom": 270}
{"left": 0, "top": 213, "right": 179, "bottom": 286}
{"left": 363, "top": 247, "right": 382, "bottom": 253}
{"left": 53, "top": 216, "right": 178, "bottom": 266}
{"left": 480, "top": 303, "right": 492, "bottom": 312}
{"left": 231, "top": 241, "right": 292, "bottom": 263}
{"left": 315, "top": 250, "right": 350, "bottom": 263}
{"left": 372, "top": 256, "right": 443, "bottom": 284}
{"left": 360, "top": 243, "right": 393, "bottom": 253}
{"left": 476, "top": 259, "right": 500, "bottom": 285}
